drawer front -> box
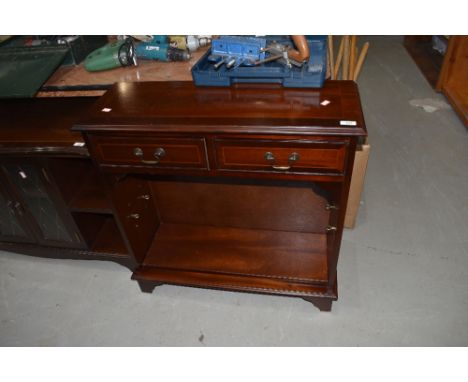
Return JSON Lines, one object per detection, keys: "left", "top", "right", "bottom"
{"left": 214, "top": 138, "right": 348, "bottom": 174}
{"left": 91, "top": 136, "right": 208, "bottom": 170}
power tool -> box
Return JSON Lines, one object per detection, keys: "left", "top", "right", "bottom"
{"left": 169, "top": 35, "right": 212, "bottom": 53}
{"left": 135, "top": 35, "right": 191, "bottom": 62}
{"left": 84, "top": 38, "right": 137, "bottom": 72}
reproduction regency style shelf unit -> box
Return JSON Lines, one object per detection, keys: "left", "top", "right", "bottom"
{"left": 0, "top": 80, "right": 366, "bottom": 311}
{"left": 74, "top": 81, "right": 367, "bottom": 311}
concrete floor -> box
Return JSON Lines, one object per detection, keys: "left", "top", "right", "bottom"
{"left": 1, "top": 36, "right": 467, "bottom": 346}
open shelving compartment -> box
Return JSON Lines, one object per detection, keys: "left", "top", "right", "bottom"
{"left": 48, "top": 157, "right": 128, "bottom": 258}
{"left": 132, "top": 176, "right": 335, "bottom": 297}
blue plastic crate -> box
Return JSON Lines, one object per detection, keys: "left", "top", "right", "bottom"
{"left": 191, "top": 36, "right": 327, "bottom": 88}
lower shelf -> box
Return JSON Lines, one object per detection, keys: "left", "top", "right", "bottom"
{"left": 133, "top": 223, "right": 331, "bottom": 297}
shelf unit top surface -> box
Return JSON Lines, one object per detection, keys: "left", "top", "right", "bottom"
{"left": 74, "top": 81, "right": 367, "bottom": 136}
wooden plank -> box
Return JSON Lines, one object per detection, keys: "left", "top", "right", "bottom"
{"left": 143, "top": 223, "right": 328, "bottom": 283}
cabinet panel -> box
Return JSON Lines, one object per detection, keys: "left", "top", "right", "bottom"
{"left": 2, "top": 163, "right": 80, "bottom": 246}
{"left": 150, "top": 178, "right": 331, "bottom": 233}
{"left": 0, "top": 185, "right": 34, "bottom": 243}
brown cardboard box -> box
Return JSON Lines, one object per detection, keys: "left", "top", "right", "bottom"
{"left": 345, "top": 143, "right": 370, "bottom": 228}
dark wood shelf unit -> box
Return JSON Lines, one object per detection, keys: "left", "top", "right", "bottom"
{"left": 75, "top": 81, "right": 367, "bottom": 311}
{"left": 1, "top": 81, "right": 367, "bottom": 311}
{"left": 0, "top": 97, "right": 135, "bottom": 269}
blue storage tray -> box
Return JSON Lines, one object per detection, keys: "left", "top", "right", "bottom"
{"left": 191, "top": 36, "right": 327, "bottom": 88}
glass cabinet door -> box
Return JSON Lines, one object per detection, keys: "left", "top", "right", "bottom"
{"left": 0, "top": 186, "right": 34, "bottom": 243}
{"left": 2, "top": 163, "right": 80, "bottom": 246}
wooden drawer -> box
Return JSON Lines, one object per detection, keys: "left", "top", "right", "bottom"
{"left": 214, "top": 138, "right": 349, "bottom": 174}
{"left": 90, "top": 136, "right": 208, "bottom": 170}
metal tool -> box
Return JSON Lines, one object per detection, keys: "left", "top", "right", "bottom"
{"left": 169, "top": 35, "right": 212, "bottom": 52}
{"left": 135, "top": 35, "right": 190, "bottom": 62}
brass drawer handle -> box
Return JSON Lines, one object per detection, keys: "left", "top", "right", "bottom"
{"left": 133, "top": 147, "right": 165, "bottom": 165}
{"left": 272, "top": 165, "right": 291, "bottom": 171}
{"left": 264, "top": 151, "right": 300, "bottom": 171}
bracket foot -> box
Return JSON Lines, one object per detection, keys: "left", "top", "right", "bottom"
{"left": 302, "top": 297, "right": 333, "bottom": 312}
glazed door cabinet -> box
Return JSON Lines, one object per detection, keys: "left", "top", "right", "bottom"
{"left": 0, "top": 158, "right": 84, "bottom": 248}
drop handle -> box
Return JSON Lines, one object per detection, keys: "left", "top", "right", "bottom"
{"left": 264, "top": 151, "right": 300, "bottom": 171}
{"left": 133, "top": 147, "right": 165, "bottom": 164}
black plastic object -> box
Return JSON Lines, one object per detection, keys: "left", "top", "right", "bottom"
{"left": 0, "top": 45, "right": 69, "bottom": 98}
{"left": 61, "top": 36, "right": 109, "bottom": 65}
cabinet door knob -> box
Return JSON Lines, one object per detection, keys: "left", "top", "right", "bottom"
{"left": 326, "top": 226, "right": 337, "bottom": 232}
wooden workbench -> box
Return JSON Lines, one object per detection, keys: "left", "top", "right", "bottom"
{"left": 37, "top": 48, "right": 208, "bottom": 98}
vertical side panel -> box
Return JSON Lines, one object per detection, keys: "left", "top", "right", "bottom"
{"left": 108, "top": 174, "right": 160, "bottom": 264}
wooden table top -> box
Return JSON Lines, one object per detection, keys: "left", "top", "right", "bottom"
{"left": 0, "top": 97, "right": 97, "bottom": 154}
{"left": 75, "top": 80, "right": 367, "bottom": 137}
{"left": 38, "top": 48, "right": 208, "bottom": 98}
